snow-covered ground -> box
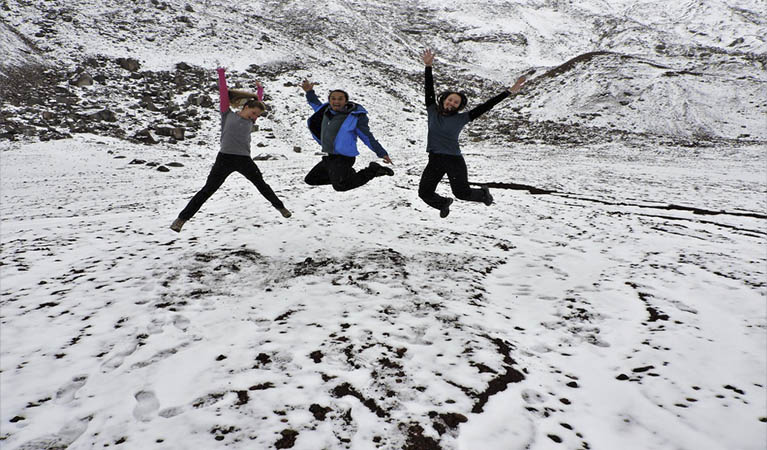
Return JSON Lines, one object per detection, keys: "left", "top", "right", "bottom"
{"left": 1, "top": 133, "right": 765, "bottom": 449}
{"left": 2, "top": 0, "right": 766, "bottom": 448}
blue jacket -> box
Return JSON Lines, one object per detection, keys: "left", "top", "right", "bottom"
{"left": 306, "top": 90, "right": 388, "bottom": 158}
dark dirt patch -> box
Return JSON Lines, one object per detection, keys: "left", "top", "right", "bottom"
{"left": 310, "top": 403, "right": 332, "bottom": 420}
{"left": 309, "top": 350, "right": 323, "bottom": 363}
{"left": 331, "top": 383, "right": 388, "bottom": 418}
{"left": 274, "top": 429, "right": 299, "bottom": 449}
{"left": 402, "top": 423, "right": 441, "bottom": 450}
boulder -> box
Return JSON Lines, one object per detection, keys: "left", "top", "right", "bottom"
{"left": 155, "top": 126, "right": 185, "bottom": 140}
{"left": 133, "top": 128, "right": 158, "bottom": 144}
{"left": 116, "top": 57, "right": 140, "bottom": 72}
{"left": 70, "top": 73, "right": 94, "bottom": 87}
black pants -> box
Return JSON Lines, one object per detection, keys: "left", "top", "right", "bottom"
{"left": 304, "top": 154, "right": 377, "bottom": 191}
{"left": 418, "top": 153, "right": 486, "bottom": 210}
{"left": 178, "top": 152, "right": 284, "bottom": 220}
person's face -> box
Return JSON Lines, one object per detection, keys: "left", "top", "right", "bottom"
{"left": 240, "top": 106, "right": 263, "bottom": 121}
{"left": 442, "top": 93, "right": 462, "bottom": 112}
{"left": 329, "top": 92, "right": 348, "bottom": 111}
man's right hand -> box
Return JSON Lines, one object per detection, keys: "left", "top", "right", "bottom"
{"left": 301, "top": 79, "right": 316, "bottom": 92}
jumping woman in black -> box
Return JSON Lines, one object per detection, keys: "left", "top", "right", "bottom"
{"left": 418, "top": 49, "right": 526, "bottom": 218}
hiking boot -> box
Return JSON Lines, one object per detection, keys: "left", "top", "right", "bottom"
{"left": 278, "top": 207, "right": 292, "bottom": 218}
{"left": 481, "top": 185, "right": 494, "bottom": 206}
{"left": 369, "top": 161, "right": 394, "bottom": 177}
{"left": 170, "top": 217, "right": 186, "bottom": 232}
{"left": 440, "top": 198, "right": 454, "bottom": 218}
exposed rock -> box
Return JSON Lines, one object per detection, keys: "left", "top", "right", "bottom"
{"left": 155, "top": 126, "right": 185, "bottom": 140}
{"left": 116, "top": 57, "right": 140, "bottom": 72}
{"left": 133, "top": 128, "right": 158, "bottom": 144}
{"left": 156, "top": 165, "right": 170, "bottom": 172}
{"left": 252, "top": 153, "right": 286, "bottom": 161}
{"left": 70, "top": 73, "right": 93, "bottom": 87}
{"left": 85, "top": 109, "right": 117, "bottom": 122}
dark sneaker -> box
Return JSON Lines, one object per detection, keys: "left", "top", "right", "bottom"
{"left": 369, "top": 161, "right": 394, "bottom": 177}
{"left": 278, "top": 207, "right": 292, "bottom": 218}
{"left": 440, "top": 198, "right": 454, "bottom": 218}
{"left": 170, "top": 217, "right": 186, "bottom": 232}
{"left": 481, "top": 185, "right": 494, "bottom": 206}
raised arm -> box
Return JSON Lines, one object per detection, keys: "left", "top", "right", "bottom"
{"left": 217, "top": 68, "right": 230, "bottom": 113}
{"left": 422, "top": 49, "right": 436, "bottom": 107}
{"left": 256, "top": 81, "right": 264, "bottom": 102}
{"left": 467, "top": 75, "right": 526, "bottom": 121}
{"left": 301, "top": 79, "right": 323, "bottom": 111}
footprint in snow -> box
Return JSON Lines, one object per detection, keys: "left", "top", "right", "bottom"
{"left": 173, "top": 315, "right": 190, "bottom": 331}
{"left": 55, "top": 374, "right": 88, "bottom": 403}
{"left": 133, "top": 390, "right": 160, "bottom": 422}
{"left": 101, "top": 342, "right": 138, "bottom": 371}
{"left": 15, "top": 416, "right": 91, "bottom": 450}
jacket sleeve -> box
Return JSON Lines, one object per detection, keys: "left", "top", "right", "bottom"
{"left": 355, "top": 114, "right": 388, "bottom": 158}
{"left": 425, "top": 66, "right": 436, "bottom": 107}
{"left": 306, "top": 90, "right": 324, "bottom": 112}
{"left": 217, "top": 68, "right": 230, "bottom": 113}
{"left": 257, "top": 85, "right": 264, "bottom": 102}
{"left": 467, "top": 91, "right": 510, "bottom": 121}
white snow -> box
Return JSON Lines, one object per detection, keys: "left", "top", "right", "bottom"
{"left": 1, "top": 0, "right": 766, "bottom": 448}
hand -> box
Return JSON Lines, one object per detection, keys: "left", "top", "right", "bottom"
{"left": 509, "top": 76, "right": 526, "bottom": 93}
{"left": 421, "top": 48, "right": 435, "bottom": 67}
{"left": 301, "top": 79, "right": 316, "bottom": 92}
{"left": 382, "top": 155, "right": 393, "bottom": 165}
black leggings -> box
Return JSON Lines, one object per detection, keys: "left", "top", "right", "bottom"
{"left": 178, "top": 152, "right": 284, "bottom": 220}
{"left": 304, "top": 154, "right": 377, "bottom": 191}
{"left": 418, "top": 153, "right": 486, "bottom": 210}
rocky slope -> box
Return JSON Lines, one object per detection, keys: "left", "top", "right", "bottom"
{"left": 1, "top": 0, "right": 765, "bottom": 147}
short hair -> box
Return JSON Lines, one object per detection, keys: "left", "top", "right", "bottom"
{"left": 328, "top": 89, "right": 349, "bottom": 102}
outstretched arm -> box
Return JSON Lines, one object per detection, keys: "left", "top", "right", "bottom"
{"left": 302, "top": 79, "right": 323, "bottom": 111}
{"left": 467, "top": 75, "right": 527, "bottom": 121}
{"left": 422, "top": 49, "right": 436, "bottom": 107}
{"left": 355, "top": 115, "right": 391, "bottom": 163}
{"left": 217, "top": 68, "right": 230, "bottom": 113}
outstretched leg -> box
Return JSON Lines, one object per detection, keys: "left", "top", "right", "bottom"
{"left": 178, "top": 153, "right": 235, "bottom": 221}
{"left": 418, "top": 153, "right": 450, "bottom": 210}
{"left": 445, "top": 155, "right": 487, "bottom": 203}
{"left": 236, "top": 156, "right": 285, "bottom": 210}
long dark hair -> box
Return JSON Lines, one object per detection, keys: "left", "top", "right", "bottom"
{"left": 437, "top": 91, "right": 468, "bottom": 114}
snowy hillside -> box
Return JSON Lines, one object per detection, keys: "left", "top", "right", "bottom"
{"left": 1, "top": 0, "right": 766, "bottom": 449}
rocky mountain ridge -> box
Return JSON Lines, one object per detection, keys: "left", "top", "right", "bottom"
{"left": 1, "top": 0, "right": 765, "bottom": 149}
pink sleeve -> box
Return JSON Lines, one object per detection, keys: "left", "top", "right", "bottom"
{"left": 256, "top": 85, "right": 264, "bottom": 102}
{"left": 217, "top": 68, "right": 230, "bottom": 113}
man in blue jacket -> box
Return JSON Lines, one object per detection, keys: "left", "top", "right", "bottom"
{"left": 301, "top": 80, "right": 394, "bottom": 191}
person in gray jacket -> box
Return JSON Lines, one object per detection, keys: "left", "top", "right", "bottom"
{"left": 171, "top": 67, "right": 290, "bottom": 232}
{"left": 418, "top": 49, "right": 526, "bottom": 218}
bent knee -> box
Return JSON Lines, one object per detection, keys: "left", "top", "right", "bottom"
{"left": 331, "top": 183, "right": 352, "bottom": 192}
